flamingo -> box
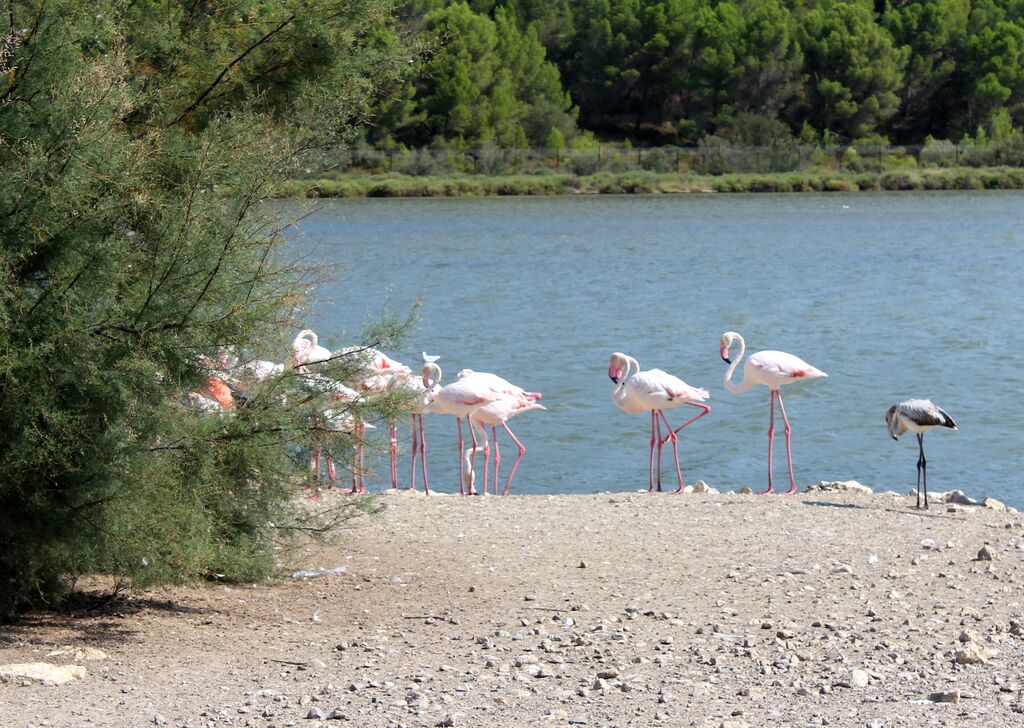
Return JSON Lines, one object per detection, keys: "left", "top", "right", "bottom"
{"left": 348, "top": 347, "right": 413, "bottom": 490}
{"left": 459, "top": 373, "right": 545, "bottom": 495}
{"left": 298, "top": 372, "right": 369, "bottom": 493}
{"left": 386, "top": 353, "right": 442, "bottom": 495}
{"left": 720, "top": 331, "right": 827, "bottom": 495}
{"left": 292, "top": 329, "right": 332, "bottom": 369}
{"left": 608, "top": 353, "right": 711, "bottom": 492}
{"left": 885, "top": 400, "right": 957, "bottom": 510}
{"left": 421, "top": 361, "right": 503, "bottom": 495}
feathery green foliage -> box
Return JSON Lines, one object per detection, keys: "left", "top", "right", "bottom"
{"left": 0, "top": 0, "right": 407, "bottom": 618}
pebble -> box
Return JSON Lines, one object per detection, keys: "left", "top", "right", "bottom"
{"left": 928, "top": 691, "right": 961, "bottom": 704}
{"left": 306, "top": 706, "right": 326, "bottom": 720}
{"left": 955, "top": 643, "right": 988, "bottom": 665}
{"left": 977, "top": 544, "right": 996, "bottom": 561}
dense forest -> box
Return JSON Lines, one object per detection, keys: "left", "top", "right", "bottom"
{"left": 363, "top": 0, "right": 1024, "bottom": 149}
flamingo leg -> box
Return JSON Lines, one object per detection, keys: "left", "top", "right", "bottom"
{"left": 491, "top": 424, "right": 500, "bottom": 495}
{"left": 457, "top": 417, "right": 466, "bottom": 496}
{"left": 658, "top": 411, "right": 684, "bottom": 492}
{"left": 500, "top": 421, "right": 527, "bottom": 496}
{"left": 466, "top": 417, "right": 480, "bottom": 495}
{"left": 776, "top": 390, "right": 797, "bottom": 495}
{"left": 389, "top": 422, "right": 399, "bottom": 489}
{"left": 672, "top": 402, "right": 712, "bottom": 434}
{"left": 654, "top": 411, "right": 665, "bottom": 492}
{"left": 648, "top": 411, "right": 657, "bottom": 493}
{"left": 410, "top": 414, "right": 419, "bottom": 492}
{"left": 916, "top": 433, "right": 928, "bottom": 509}
{"left": 763, "top": 390, "right": 776, "bottom": 495}
{"left": 419, "top": 415, "right": 430, "bottom": 496}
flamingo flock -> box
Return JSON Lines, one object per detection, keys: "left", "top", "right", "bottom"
{"left": 188, "top": 327, "right": 955, "bottom": 510}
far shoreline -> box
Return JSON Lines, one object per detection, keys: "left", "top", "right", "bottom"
{"left": 277, "top": 166, "right": 1024, "bottom": 198}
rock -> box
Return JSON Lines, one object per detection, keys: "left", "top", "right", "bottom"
{"left": 942, "top": 490, "right": 976, "bottom": 505}
{"left": 977, "top": 545, "right": 996, "bottom": 561}
{"left": 436, "top": 714, "right": 456, "bottom": 727}
{"left": 921, "top": 539, "right": 938, "bottom": 550}
{"left": 739, "top": 487, "right": 754, "bottom": 495}
{"left": 306, "top": 706, "right": 326, "bottom": 720}
{"left": 955, "top": 643, "right": 988, "bottom": 665}
{"left": 928, "top": 690, "right": 961, "bottom": 704}
{"left": 327, "top": 708, "right": 346, "bottom": 720}
{"left": 984, "top": 497, "right": 1007, "bottom": 512}
{"left": 693, "top": 480, "right": 719, "bottom": 494}
{"left": 959, "top": 630, "right": 979, "bottom": 643}
{"left": 720, "top": 721, "right": 749, "bottom": 728}
{"left": 152, "top": 714, "right": 168, "bottom": 726}
{"left": 806, "top": 480, "right": 873, "bottom": 494}
{"left": 46, "top": 646, "right": 108, "bottom": 662}
{"left": 0, "top": 662, "right": 87, "bottom": 685}
{"left": 841, "top": 670, "right": 869, "bottom": 688}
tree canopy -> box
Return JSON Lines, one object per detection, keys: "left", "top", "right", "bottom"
{"left": 365, "top": 0, "right": 1024, "bottom": 147}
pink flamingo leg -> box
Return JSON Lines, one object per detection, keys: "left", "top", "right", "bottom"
{"left": 500, "top": 421, "right": 527, "bottom": 496}
{"left": 409, "top": 414, "right": 419, "bottom": 492}
{"left": 418, "top": 414, "right": 430, "bottom": 496}
{"left": 775, "top": 390, "right": 798, "bottom": 495}
{"left": 465, "top": 417, "right": 481, "bottom": 495}
{"left": 672, "top": 402, "right": 712, "bottom": 435}
{"left": 491, "top": 425, "right": 500, "bottom": 495}
{"left": 762, "top": 390, "right": 776, "bottom": 495}
{"left": 389, "top": 423, "right": 399, "bottom": 489}
{"left": 654, "top": 412, "right": 665, "bottom": 492}
{"left": 648, "top": 411, "right": 657, "bottom": 492}
{"left": 658, "top": 411, "right": 684, "bottom": 492}
{"left": 457, "top": 417, "right": 466, "bottom": 496}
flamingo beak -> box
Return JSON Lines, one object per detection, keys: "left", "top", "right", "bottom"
{"left": 608, "top": 365, "right": 621, "bottom": 383}
{"left": 720, "top": 342, "right": 731, "bottom": 363}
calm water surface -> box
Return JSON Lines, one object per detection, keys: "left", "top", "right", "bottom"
{"left": 282, "top": 192, "right": 1024, "bottom": 507}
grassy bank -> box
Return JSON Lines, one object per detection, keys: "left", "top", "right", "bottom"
{"left": 276, "top": 166, "right": 1024, "bottom": 198}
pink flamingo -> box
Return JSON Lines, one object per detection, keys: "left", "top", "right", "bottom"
{"left": 720, "top": 331, "right": 827, "bottom": 495}
{"left": 420, "top": 361, "right": 503, "bottom": 495}
{"left": 608, "top": 353, "right": 711, "bottom": 492}
{"left": 347, "top": 347, "right": 413, "bottom": 490}
{"left": 298, "top": 372, "right": 368, "bottom": 493}
{"left": 292, "top": 329, "right": 332, "bottom": 369}
{"left": 387, "top": 353, "right": 442, "bottom": 495}
{"left": 462, "top": 383, "right": 546, "bottom": 496}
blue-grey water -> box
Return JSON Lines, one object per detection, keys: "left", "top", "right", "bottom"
{"left": 282, "top": 192, "right": 1024, "bottom": 507}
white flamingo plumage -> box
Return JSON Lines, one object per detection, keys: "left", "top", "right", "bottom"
{"left": 386, "top": 353, "right": 442, "bottom": 495}
{"left": 720, "top": 331, "right": 827, "bottom": 495}
{"left": 346, "top": 347, "right": 413, "bottom": 490}
{"left": 885, "top": 399, "right": 957, "bottom": 510}
{"left": 298, "top": 372, "right": 369, "bottom": 493}
{"left": 460, "top": 374, "right": 545, "bottom": 496}
{"left": 421, "top": 362, "right": 503, "bottom": 495}
{"left": 292, "top": 329, "right": 332, "bottom": 370}
{"left": 608, "top": 352, "right": 710, "bottom": 492}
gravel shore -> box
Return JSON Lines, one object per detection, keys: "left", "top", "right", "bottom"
{"left": 3, "top": 487, "right": 1024, "bottom": 728}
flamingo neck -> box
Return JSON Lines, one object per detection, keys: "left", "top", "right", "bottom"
{"left": 723, "top": 335, "right": 755, "bottom": 394}
{"left": 423, "top": 362, "right": 442, "bottom": 390}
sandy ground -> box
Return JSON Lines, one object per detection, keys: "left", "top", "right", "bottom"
{"left": 2, "top": 487, "right": 1024, "bottom": 728}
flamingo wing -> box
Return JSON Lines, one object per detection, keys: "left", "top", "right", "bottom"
{"left": 748, "top": 350, "right": 827, "bottom": 383}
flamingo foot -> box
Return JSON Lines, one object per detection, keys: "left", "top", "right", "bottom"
{"left": 758, "top": 487, "right": 775, "bottom": 496}
{"left": 783, "top": 485, "right": 798, "bottom": 495}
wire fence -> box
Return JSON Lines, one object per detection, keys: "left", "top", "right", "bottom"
{"left": 301, "top": 140, "right": 1024, "bottom": 178}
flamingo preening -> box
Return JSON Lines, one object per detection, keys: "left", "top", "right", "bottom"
{"left": 720, "top": 331, "right": 827, "bottom": 495}
{"left": 420, "top": 362, "right": 504, "bottom": 495}
{"left": 348, "top": 347, "right": 413, "bottom": 490}
{"left": 608, "top": 353, "right": 711, "bottom": 492}
{"left": 461, "top": 378, "right": 545, "bottom": 496}
{"left": 885, "top": 399, "right": 957, "bottom": 510}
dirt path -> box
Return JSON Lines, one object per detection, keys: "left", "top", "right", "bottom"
{"left": 3, "top": 489, "right": 1024, "bottom": 728}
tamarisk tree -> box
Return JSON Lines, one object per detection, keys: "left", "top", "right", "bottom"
{"left": 0, "top": 0, "right": 410, "bottom": 618}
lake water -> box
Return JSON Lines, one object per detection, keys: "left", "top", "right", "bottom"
{"left": 282, "top": 192, "right": 1024, "bottom": 507}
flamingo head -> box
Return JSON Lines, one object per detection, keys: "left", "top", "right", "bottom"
{"left": 608, "top": 352, "right": 629, "bottom": 384}
{"left": 884, "top": 405, "right": 903, "bottom": 440}
{"left": 422, "top": 361, "right": 441, "bottom": 390}
{"left": 720, "top": 331, "right": 740, "bottom": 364}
